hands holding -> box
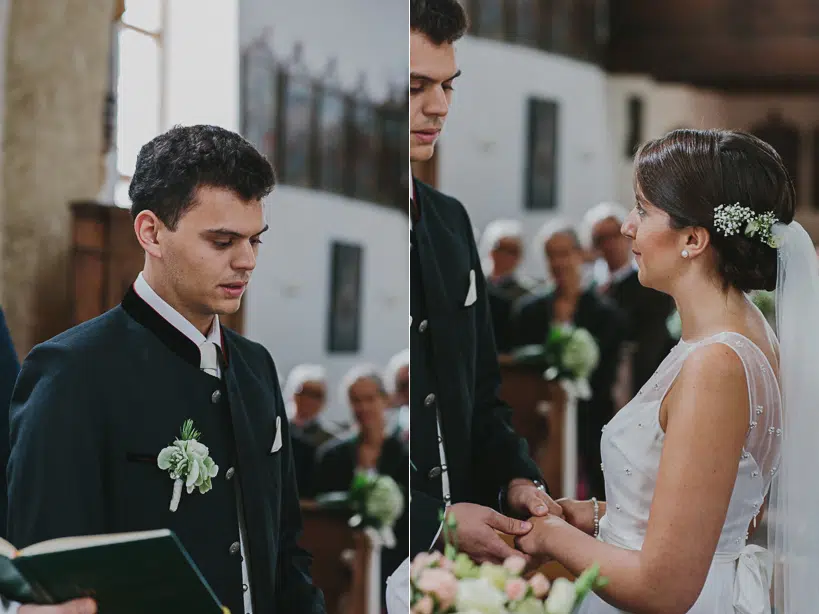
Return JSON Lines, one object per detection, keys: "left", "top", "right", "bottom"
{"left": 514, "top": 498, "right": 601, "bottom": 559}
{"left": 437, "top": 480, "right": 565, "bottom": 567}
{"left": 506, "top": 479, "right": 564, "bottom": 519}
{"left": 438, "top": 502, "right": 536, "bottom": 565}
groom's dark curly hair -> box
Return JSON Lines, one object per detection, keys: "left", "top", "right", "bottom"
{"left": 129, "top": 124, "right": 275, "bottom": 230}
{"left": 411, "top": 0, "right": 469, "bottom": 45}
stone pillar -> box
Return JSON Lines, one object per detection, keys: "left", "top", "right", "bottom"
{"left": 2, "top": 0, "right": 115, "bottom": 355}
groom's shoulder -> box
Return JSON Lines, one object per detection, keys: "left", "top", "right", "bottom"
{"left": 17, "top": 308, "right": 129, "bottom": 389}
{"left": 32, "top": 307, "right": 128, "bottom": 358}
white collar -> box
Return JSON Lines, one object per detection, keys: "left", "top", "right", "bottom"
{"left": 134, "top": 272, "right": 222, "bottom": 350}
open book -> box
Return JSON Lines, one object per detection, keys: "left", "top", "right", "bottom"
{"left": 0, "top": 529, "right": 224, "bottom": 613}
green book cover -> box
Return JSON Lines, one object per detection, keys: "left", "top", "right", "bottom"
{"left": 0, "top": 529, "right": 225, "bottom": 614}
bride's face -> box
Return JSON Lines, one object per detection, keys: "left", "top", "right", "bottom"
{"left": 622, "top": 190, "right": 686, "bottom": 292}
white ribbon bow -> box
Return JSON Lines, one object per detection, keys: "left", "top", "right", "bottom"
{"left": 733, "top": 544, "right": 773, "bottom": 614}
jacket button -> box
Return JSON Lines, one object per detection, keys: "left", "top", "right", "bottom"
{"left": 229, "top": 541, "right": 240, "bottom": 555}
{"left": 211, "top": 390, "right": 222, "bottom": 403}
{"left": 424, "top": 393, "right": 435, "bottom": 407}
{"left": 428, "top": 466, "right": 442, "bottom": 479}
{"left": 419, "top": 319, "right": 428, "bottom": 333}
{"left": 225, "top": 467, "right": 235, "bottom": 480}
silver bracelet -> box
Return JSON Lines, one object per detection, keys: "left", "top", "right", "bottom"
{"left": 591, "top": 497, "right": 600, "bottom": 538}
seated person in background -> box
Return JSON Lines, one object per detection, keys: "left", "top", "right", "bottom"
{"left": 284, "top": 364, "right": 336, "bottom": 499}
{"left": 583, "top": 202, "right": 675, "bottom": 399}
{"left": 383, "top": 348, "right": 409, "bottom": 442}
{"left": 314, "top": 366, "right": 409, "bottom": 604}
{"left": 479, "top": 219, "right": 536, "bottom": 352}
{"left": 508, "top": 220, "right": 626, "bottom": 500}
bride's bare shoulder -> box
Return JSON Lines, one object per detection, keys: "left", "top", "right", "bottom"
{"left": 661, "top": 343, "right": 748, "bottom": 431}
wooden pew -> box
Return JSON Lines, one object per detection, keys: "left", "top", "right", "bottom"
{"left": 298, "top": 500, "right": 372, "bottom": 614}
{"left": 497, "top": 356, "right": 568, "bottom": 497}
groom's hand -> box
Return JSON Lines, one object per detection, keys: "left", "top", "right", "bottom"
{"left": 506, "top": 478, "right": 564, "bottom": 519}
{"left": 439, "top": 502, "right": 534, "bottom": 565}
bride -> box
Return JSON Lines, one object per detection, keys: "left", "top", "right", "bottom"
{"left": 516, "top": 128, "right": 818, "bottom": 613}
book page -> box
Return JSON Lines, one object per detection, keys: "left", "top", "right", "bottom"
{"left": 0, "top": 538, "right": 15, "bottom": 559}
{"left": 20, "top": 529, "right": 171, "bottom": 557}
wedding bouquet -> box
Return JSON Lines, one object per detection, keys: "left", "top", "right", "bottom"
{"left": 512, "top": 325, "right": 600, "bottom": 399}
{"left": 411, "top": 515, "right": 606, "bottom": 613}
{"left": 315, "top": 470, "right": 405, "bottom": 547}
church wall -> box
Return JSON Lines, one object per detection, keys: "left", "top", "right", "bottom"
{"left": 238, "top": 0, "right": 407, "bottom": 424}
{"left": 607, "top": 77, "right": 819, "bottom": 238}
{"left": 435, "top": 36, "right": 615, "bottom": 279}
{"left": 245, "top": 187, "right": 408, "bottom": 424}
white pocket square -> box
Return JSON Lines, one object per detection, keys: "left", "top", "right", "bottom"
{"left": 464, "top": 269, "right": 477, "bottom": 307}
{"left": 270, "top": 416, "right": 283, "bottom": 453}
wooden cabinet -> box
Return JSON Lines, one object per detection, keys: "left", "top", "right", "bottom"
{"left": 70, "top": 201, "right": 244, "bottom": 332}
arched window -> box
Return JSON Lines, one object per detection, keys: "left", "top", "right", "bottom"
{"left": 114, "top": 0, "right": 166, "bottom": 208}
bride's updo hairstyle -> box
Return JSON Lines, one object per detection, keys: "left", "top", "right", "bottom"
{"left": 634, "top": 129, "right": 795, "bottom": 292}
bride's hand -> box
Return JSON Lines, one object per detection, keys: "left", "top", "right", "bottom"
{"left": 557, "top": 498, "right": 597, "bottom": 535}
{"left": 514, "top": 514, "right": 567, "bottom": 559}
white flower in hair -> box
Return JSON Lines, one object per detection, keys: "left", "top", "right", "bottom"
{"left": 713, "top": 203, "right": 780, "bottom": 248}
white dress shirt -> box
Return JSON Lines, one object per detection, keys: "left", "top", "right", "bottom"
{"left": 134, "top": 273, "right": 253, "bottom": 614}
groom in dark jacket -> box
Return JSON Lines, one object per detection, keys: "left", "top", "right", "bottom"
{"left": 6, "top": 125, "right": 325, "bottom": 614}
{"left": 410, "top": 0, "right": 562, "bottom": 564}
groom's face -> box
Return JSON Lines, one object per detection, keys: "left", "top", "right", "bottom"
{"left": 160, "top": 185, "right": 268, "bottom": 319}
{"left": 410, "top": 31, "right": 460, "bottom": 162}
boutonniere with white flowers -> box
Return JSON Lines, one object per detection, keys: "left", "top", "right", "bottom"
{"left": 157, "top": 419, "right": 219, "bottom": 512}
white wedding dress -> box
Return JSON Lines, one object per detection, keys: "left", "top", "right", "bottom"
{"left": 577, "top": 329, "right": 781, "bottom": 614}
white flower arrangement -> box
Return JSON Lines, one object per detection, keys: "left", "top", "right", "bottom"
{"left": 713, "top": 203, "right": 781, "bottom": 248}
{"left": 157, "top": 419, "right": 219, "bottom": 512}
{"left": 315, "top": 470, "right": 405, "bottom": 548}
{"left": 410, "top": 515, "right": 606, "bottom": 613}
{"left": 666, "top": 309, "right": 682, "bottom": 341}
{"left": 514, "top": 325, "right": 600, "bottom": 400}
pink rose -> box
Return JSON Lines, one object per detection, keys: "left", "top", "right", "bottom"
{"left": 416, "top": 568, "right": 458, "bottom": 610}
{"left": 529, "top": 572, "right": 551, "bottom": 599}
{"left": 412, "top": 595, "right": 434, "bottom": 614}
{"left": 438, "top": 556, "right": 454, "bottom": 571}
{"left": 411, "top": 551, "right": 442, "bottom": 579}
{"left": 505, "top": 577, "right": 528, "bottom": 601}
{"left": 503, "top": 554, "right": 527, "bottom": 576}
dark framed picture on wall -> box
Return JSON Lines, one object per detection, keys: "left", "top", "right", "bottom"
{"left": 525, "top": 97, "right": 559, "bottom": 210}
{"left": 327, "top": 241, "right": 363, "bottom": 353}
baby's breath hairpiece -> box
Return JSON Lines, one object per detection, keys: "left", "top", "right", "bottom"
{"left": 713, "top": 203, "right": 782, "bottom": 249}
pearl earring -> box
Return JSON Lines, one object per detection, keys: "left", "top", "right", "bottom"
{"left": 681, "top": 250, "right": 690, "bottom": 258}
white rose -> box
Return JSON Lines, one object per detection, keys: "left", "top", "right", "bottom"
{"left": 456, "top": 578, "right": 509, "bottom": 614}
{"left": 562, "top": 329, "right": 599, "bottom": 379}
{"left": 366, "top": 476, "right": 405, "bottom": 526}
{"left": 184, "top": 439, "right": 210, "bottom": 458}
{"left": 544, "top": 578, "right": 577, "bottom": 614}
